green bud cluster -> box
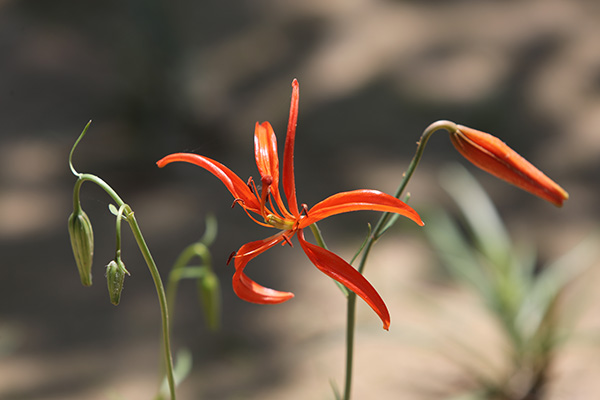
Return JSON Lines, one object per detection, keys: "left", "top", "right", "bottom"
{"left": 68, "top": 209, "right": 94, "bottom": 286}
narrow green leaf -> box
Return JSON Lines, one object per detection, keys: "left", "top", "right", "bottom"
{"left": 329, "top": 379, "right": 342, "bottom": 400}
{"left": 158, "top": 348, "right": 193, "bottom": 397}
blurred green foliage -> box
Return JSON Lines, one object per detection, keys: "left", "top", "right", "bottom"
{"left": 425, "top": 164, "right": 598, "bottom": 400}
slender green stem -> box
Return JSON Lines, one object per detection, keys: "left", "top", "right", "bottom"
{"left": 341, "top": 120, "right": 458, "bottom": 400}
{"left": 73, "top": 174, "right": 126, "bottom": 210}
{"left": 307, "top": 223, "right": 356, "bottom": 400}
{"left": 166, "top": 215, "right": 217, "bottom": 323}
{"left": 309, "top": 224, "right": 350, "bottom": 297}
{"left": 373, "top": 120, "right": 458, "bottom": 243}
{"left": 166, "top": 244, "right": 198, "bottom": 319}
{"left": 126, "top": 209, "right": 176, "bottom": 400}
{"left": 115, "top": 204, "right": 127, "bottom": 260}
{"left": 73, "top": 175, "right": 177, "bottom": 400}
{"left": 69, "top": 120, "right": 92, "bottom": 177}
{"left": 308, "top": 223, "right": 328, "bottom": 250}
{"left": 166, "top": 242, "right": 211, "bottom": 319}
{"left": 343, "top": 292, "right": 356, "bottom": 400}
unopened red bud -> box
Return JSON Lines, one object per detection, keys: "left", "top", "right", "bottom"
{"left": 450, "top": 125, "right": 569, "bottom": 207}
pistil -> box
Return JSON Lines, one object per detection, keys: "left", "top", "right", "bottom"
{"left": 260, "top": 175, "right": 273, "bottom": 217}
{"left": 266, "top": 214, "right": 295, "bottom": 230}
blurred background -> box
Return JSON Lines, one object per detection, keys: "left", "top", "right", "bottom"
{"left": 1, "top": 0, "right": 599, "bottom": 399}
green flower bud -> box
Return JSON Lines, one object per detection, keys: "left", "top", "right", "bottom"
{"left": 68, "top": 210, "right": 94, "bottom": 286}
{"left": 198, "top": 271, "right": 221, "bottom": 331}
{"left": 106, "top": 259, "right": 129, "bottom": 305}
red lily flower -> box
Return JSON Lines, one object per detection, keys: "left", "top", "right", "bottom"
{"left": 158, "top": 79, "right": 423, "bottom": 330}
{"left": 450, "top": 125, "right": 569, "bottom": 207}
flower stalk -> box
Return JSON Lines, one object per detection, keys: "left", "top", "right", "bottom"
{"left": 340, "top": 119, "right": 569, "bottom": 400}
{"left": 340, "top": 120, "right": 457, "bottom": 400}
{"left": 68, "top": 122, "right": 177, "bottom": 400}
{"left": 106, "top": 204, "right": 130, "bottom": 305}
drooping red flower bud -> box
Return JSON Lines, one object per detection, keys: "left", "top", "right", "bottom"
{"left": 450, "top": 125, "right": 569, "bottom": 207}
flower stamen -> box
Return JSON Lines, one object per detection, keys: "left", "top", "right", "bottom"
{"left": 300, "top": 203, "right": 309, "bottom": 216}
{"left": 281, "top": 234, "right": 294, "bottom": 247}
{"left": 246, "top": 177, "right": 256, "bottom": 194}
{"left": 231, "top": 198, "right": 245, "bottom": 208}
{"left": 226, "top": 251, "right": 236, "bottom": 265}
{"left": 260, "top": 175, "right": 273, "bottom": 217}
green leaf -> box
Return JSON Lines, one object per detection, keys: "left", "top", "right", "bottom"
{"left": 329, "top": 379, "right": 342, "bottom": 400}
{"left": 424, "top": 209, "right": 492, "bottom": 302}
{"left": 158, "top": 348, "right": 193, "bottom": 398}
{"left": 515, "top": 231, "right": 600, "bottom": 339}
{"left": 377, "top": 193, "right": 412, "bottom": 238}
{"left": 108, "top": 204, "right": 128, "bottom": 219}
{"left": 440, "top": 164, "right": 511, "bottom": 266}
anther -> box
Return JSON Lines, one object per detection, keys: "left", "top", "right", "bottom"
{"left": 246, "top": 177, "right": 255, "bottom": 193}
{"left": 226, "top": 251, "right": 236, "bottom": 265}
{"left": 281, "top": 234, "right": 293, "bottom": 247}
{"left": 300, "top": 203, "right": 309, "bottom": 216}
{"left": 231, "top": 198, "right": 245, "bottom": 208}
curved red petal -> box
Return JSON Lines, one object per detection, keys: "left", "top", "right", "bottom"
{"left": 300, "top": 189, "right": 424, "bottom": 228}
{"left": 157, "top": 153, "right": 261, "bottom": 211}
{"left": 254, "top": 122, "right": 292, "bottom": 218}
{"left": 282, "top": 79, "right": 300, "bottom": 216}
{"left": 232, "top": 233, "right": 295, "bottom": 304}
{"left": 297, "top": 230, "right": 390, "bottom": 330}
{"left": 452, "top": 125, "right": 569, "bottom": 207}
{"left": 254, "top": 122, "right": 280, "bottom": 185}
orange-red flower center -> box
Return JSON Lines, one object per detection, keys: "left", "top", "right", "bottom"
{"left": 266, "top": 214, "right": 296, "bottom": 230}
{"left": 257, "top": 174, "right": 299, "bottom": 230}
